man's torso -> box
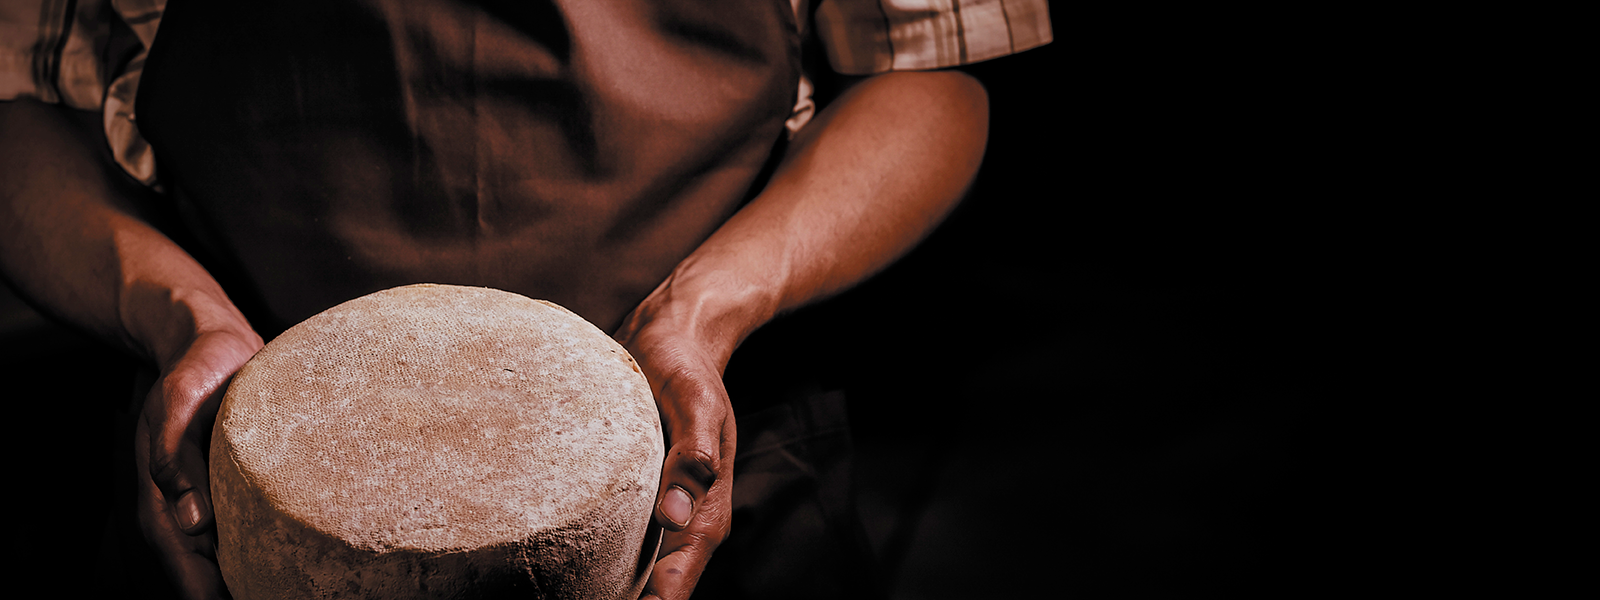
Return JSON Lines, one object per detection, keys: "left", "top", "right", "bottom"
{"left": 137, "top": 0, "right": 801, "bottom": 333}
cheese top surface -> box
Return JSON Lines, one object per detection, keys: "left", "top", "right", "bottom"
{"left": 217, "top": 284, "right": 663, "bottom": 553}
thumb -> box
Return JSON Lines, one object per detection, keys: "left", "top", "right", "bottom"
{"left": 650, "top": 372, "right": 733, "bottom": 534}
{"left": 655, "top": 443, "right": 718, "bottom": 532}
{"left": 144, "top": 369, "right": 226, "bottom": 536}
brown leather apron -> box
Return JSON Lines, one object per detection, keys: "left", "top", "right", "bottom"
{"left": 138, "top": 0, "right": 800, "bottom": 336}
{"left": 137, "top": 7, "right": 883, "bottom": 598}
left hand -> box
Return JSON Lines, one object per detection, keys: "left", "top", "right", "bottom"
{"left": 615, "top": 317, "right": 737, "bottom": 600}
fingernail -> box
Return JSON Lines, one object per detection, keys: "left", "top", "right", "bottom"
{"left": 177, "top": 491, "right": 204, "bottom": 530}
{"left": 662, "top": 486, "right": 694, "bottom": 527}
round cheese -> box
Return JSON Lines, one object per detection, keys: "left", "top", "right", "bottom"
{"left": 211, "top": 284, "right": 663, "bottom": 600}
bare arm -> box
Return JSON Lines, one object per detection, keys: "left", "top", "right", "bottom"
{"left": 619, "top": 70, "right": 988, "bottom": 367}
{"left": 0, "top": 100, "right": 256, "bottom": 364}
{"left": 613, "top": 70, "right": 988, "bottom": 600}
{"left": 0, "top": 99, "right": 259, "bottom": 600}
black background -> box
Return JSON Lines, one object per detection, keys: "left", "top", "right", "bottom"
{"left": 725, "top": 3, "right": 1396, "bottom": 597}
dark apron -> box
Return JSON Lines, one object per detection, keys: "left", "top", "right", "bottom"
{"left": 135, "top": 2, "right": 882, "bottom": 598}
{"left": 138, "top": 0, "right": 799, "bottom": 336}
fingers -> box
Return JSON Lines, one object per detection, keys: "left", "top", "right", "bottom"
{"left": 649, "top": 366, "right": 734, "bottom": 534}
{"left": 150, "top": 438, "right": 213, "bottom": 535}
{"left": 655, "top": 446, "right": 716, "bottom": 531}
{"left": 134, "top": 332, "right": 258, "bottom": 599}
{"left": 136, "top": 414, "right": 232, "bottom": 600}
{"left": 641, "top": 529, "right": 714, "bottom": 600}
{"left": 143, "top": 332, "right": 259, "bottom": 537}
{"left": 145, "top": 366, "right": 227, "bottom": 536}
{"left": 643, "top": 468, "right": 734, "bottom": 600}
{"left": 618, "top": 320, "right": 741, "bottom": 600}
{"left": 641, "top": 362, "right": 736, "bottom": 600}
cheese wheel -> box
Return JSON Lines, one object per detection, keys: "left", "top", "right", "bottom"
{"left": 211, "top": 284, "right": 664, "bottom": 600}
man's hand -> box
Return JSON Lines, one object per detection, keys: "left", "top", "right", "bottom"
{"left": 1, "top": 98, "right": 264, "bottom": 599}
{"left": 135, "top": 329, "right": 261, "bottom": 600}
{"left": 615, "top": 302, "right": 737, "bottom": 600}
{"left": 609, "top": 69, "right": 989, "bottom": 599}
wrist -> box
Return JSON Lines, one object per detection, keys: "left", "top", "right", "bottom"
{"left": 121, "top": 278, "right": 257, "bottom": 371}
{"left": 615, "top": 257, "right": 781, "bottom": 372}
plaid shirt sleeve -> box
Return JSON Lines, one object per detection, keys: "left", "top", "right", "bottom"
{"left": 5, "top": 0, "right": 1046, "bottom": 177}
{"left": 810, "top": 0, "right": 1052, "bottom": 75}
{"left": 782, "top": 0, "right": 1050, "bottom": 134}
{"left": 2, "top": 0, "right": 165, "bottom": 186}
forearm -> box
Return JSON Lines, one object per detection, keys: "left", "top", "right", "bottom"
{"left": 616, "top": 70, "right": 988, "bottom": 367}
{"left": 0, "top": 99, "right": 254, "bottom": 369}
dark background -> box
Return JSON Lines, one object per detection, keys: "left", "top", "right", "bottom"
{"left": 3, "top": 3, "right": 1394, "bottom": 598}
{"left": 723, "top": 5, "right": 1391, "bottom": 597}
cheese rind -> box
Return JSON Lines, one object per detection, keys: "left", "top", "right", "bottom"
{"left": 212, "top": 284, "right": 663, "bottom": 600}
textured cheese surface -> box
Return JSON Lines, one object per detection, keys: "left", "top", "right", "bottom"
{"left": 212, "top": 284, "right": 663, "bottom": 600}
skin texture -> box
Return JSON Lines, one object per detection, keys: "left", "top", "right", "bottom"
{"left": 617, "top": 70, "right": 989, "bottom": 600}
{"left": 0, "top": 69, "right": 986, "bottom": 600}
{"left": 0, "top": 100, "right": 262, "bottom": 600}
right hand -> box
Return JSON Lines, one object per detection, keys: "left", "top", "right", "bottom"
{"left": 135, "top": 328, "right": 262, "bottom": 600}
